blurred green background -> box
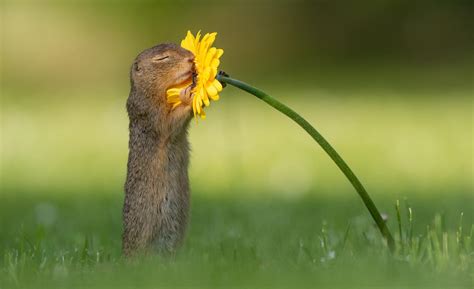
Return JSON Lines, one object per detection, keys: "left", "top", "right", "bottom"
{"left": 0, "top": 0, "right": 473, "bottom": 288}
{"left": 2, "top": 0, "right": 472, "bottom": 197}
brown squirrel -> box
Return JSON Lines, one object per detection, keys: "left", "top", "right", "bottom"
{"left": 122, "top": 43, "right": 195, "bottom": 256}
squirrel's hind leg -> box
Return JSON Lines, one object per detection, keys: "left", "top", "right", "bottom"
{"left": 152, "top": 191, "right": 189, "bottom": 253}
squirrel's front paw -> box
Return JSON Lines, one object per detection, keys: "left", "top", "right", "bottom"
{"left": 170, "top": 85, "right": 193, "bottom": 124}
{"left": 179, "top": 86, "right": 194, "bottom": 106}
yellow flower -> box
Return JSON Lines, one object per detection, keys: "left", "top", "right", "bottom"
{"left": 166, "top": 31, "right": 224, "bottom": 119}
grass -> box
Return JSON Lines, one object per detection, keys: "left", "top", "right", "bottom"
{"left": 0, "top": 188, "right": 472, "bottom": 289}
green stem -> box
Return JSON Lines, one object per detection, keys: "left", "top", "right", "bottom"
{"left": 217, "top": 75, "right": 395, "bottom": 252}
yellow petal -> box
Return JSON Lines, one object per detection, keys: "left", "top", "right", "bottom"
{"left": 207, "top": 33, "right": 217, "bottom": 46}
{"left": 181, "top": 31, "right": 195, "bottom": 52}
{"left": 166, "top": 87, "right": 183, "bottom": 96}
{"left": 201, "top": 86, "right": 210, "bottom": 106}
{"left": 211, "top": 58, "right": 220, "bottom": 69}
{"left": 167, "top": 96, "right": 180, "bottom": 103}
{"left": 206, "top": 84, "right": 217, "bottom": 97}
{"left": 204, "top": 47, "right": 217, "bottom": 67}
{"left": 192, "top": 94, "right": 197, "bottom": 116}
{"left": 213, "top": 79, "right": 223, "bottom": 92}
{"left": 194, "top": 31, "right": 201, "bottom": 49}
{"left": 210, "top": 67, "right": 217, "bottom": 80}
{"left": 209, "top": 93, "right": 219, "bottom": 101}
{"left": 200, "top": 110, "right": 206, "bottom": 119}
{"left": 201, "top": 67, "right": 211, "bottom": 82}
{"left": 196, "top": 96, "right": 202, "bottom": 113}
{"left": 215, "top": 49, "right": 224, "bottom": 58}
{"left": 199, "top": 33, "right": 215, "bottom": 59}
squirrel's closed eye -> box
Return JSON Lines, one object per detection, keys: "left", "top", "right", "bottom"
{"left": 152, "top": 55, "right": 170, "bottom": 62}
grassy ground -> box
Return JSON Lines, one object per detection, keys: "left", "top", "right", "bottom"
{"left": 1, "top": 88, "right": 472, "bottom": 288}
{"left": 0, "top": 190, "right": 472, "bottom": 289}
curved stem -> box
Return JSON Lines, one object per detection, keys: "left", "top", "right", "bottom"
{"left": 217, "top": 75, "right": 395, "bottom": 252}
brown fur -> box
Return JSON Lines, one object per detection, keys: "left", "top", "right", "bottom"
{"left": 122, "top": 43, "right": 195, "bottom": 256}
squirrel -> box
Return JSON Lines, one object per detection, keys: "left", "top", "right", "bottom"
{"left": 122, "top": 43, "right": 195, "bottom": 256}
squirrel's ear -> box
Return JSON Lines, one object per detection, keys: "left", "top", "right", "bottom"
{"left": 130, "top": 61, "right": 143, "bottom": 87}
{"left": 133, "top": 61, "right": 142, "bottom": 74}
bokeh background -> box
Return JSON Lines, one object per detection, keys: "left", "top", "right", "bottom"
{"left": 0, "top": 0, "right": 473, "bottom": 287}
{"left": 2, "top": 0, "right": 472, "bottom": 197}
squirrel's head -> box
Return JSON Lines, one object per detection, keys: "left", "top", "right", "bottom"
{"left": 130, "top": 43, "right": 194, "bottom": 98}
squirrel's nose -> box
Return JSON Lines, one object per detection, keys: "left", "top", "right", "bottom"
{"left": 187, "top": 56, "right": 195, "bottom": 63}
